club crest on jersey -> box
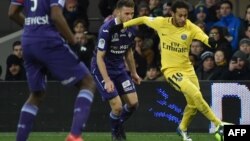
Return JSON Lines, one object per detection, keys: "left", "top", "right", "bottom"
{"left": 111, "top": 33, "right": 119, "bottom": 42}
{"left": 181, "top": 34, "right": 187, "bottom": 40}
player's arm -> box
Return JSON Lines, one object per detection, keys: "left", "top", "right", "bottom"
{"left": 192, "top": 25, "right": 217, "bottom": 49}
{"left": 50, "top": 5, "right": 75, "bottom": 45}
{"left": 8, "top": 4, "right": 25, "bottom": 26}
{"left": 96, "top": 50, "right": 110, "bottom": 82}
{"left": 96, "top": 50, "right": 115, "bottom": 92}
{"left": 125, "top": 48, "right": 141, "bottom": 84}
{"left": 110, "top": 16, "right": 156, "bottom": 33}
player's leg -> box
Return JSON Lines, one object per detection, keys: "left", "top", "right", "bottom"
{"left": 116, "top": 71, "right": 138, "bottom": 124}
{"left": 16, "top": 91, "right": 45, "bottom": 141}
{"left": 16, "top": 47, "right": 47, "bottom": 141}
{"left": 116, "top": 72, "right": 138, "bottom": 140}
{"left": 181, "top": 81, "right": 221, "bottom": 126}
{"left": 163, "top": 70, "right": 195, "bottom": 141}
{"left": 179, "top": 104, "right": 197, "bottom": 131}
{"left": 109, "top": 96, "right": 124, "bottom": 141}
{"left": 177, "top": 96, "right": 197, "bottom": 141}
{"left": 42, "top": 41, "right": 95, "bottom": 141}
{"left": 67, "top": 74, "right": 95, "bottom": 140}
{"left": 120, "top": 93, "right": 138, "bottom": 124}
{"left": 92, "top": 71, "right": 122, "bottom": 141}
{"left": 119, "top": 92, "right": 138, "bottom": 140}
{"left": 164, "top": 69, "right": 221, "bottom": 126}
{"left": 179, "top": 75, "right": 199, "bottom": 132}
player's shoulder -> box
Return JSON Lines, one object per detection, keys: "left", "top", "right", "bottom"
{"left": 186, "top": 19, "right": 193, "bottom": 26}
{"left": 99, "top": 18, "right": 116, "bottom": 33}
{"left": 186, "top": 19, "right": 199, "bottom": 29}
{"left": 105, "top": 18, "right": 116, "bottom": 28}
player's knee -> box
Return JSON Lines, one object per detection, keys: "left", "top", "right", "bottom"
{"left": 28, "top": 91, "right": 46, "bottom": 106}
{"left": 193, "top": 92, "right": 203, "bottom": 102}
{"left": 129, "top": 102, "right": 139, "bottom": 111}
{"left": 193, "top": 92, "right": 208, "bottom": 112}
{"left": 112, "top": 106, "right": 123, "bottom": 115}
{"left": 187, "top": 104, "right": 198, "bottom": 115}
{"left": 77, "top": 74, "right": 96, "bottom": 94}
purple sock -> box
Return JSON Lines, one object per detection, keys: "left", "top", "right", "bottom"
{"left": 70, "top": 89, "right": 94, "bottom": 136}
{"left": 110, "top": 112, "right": 120, "bottom": 134}
{"left": 120, "top": 104, "right": 137, "bottom": 124}
{"left": 16, "top": 103, "right": 38, "bottom": 141}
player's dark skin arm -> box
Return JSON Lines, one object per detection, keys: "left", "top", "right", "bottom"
{"left": 51, "top": 6, "right": 75, "bottom": 45}
{"left": 8, "top": 4, "right": 25, "bottom": 26}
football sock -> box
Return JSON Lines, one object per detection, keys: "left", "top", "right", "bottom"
{"left": 110, "top": 112, "right": 120, "bottom": 133}
{"left": 16, "top": 103, "right": 38, "bottom": 141}
{"left": 179, "top": 105, "right": 197, "bottom": 131}
{"left": 120, "top": 104, "right": 137, "bottom": 124}
{"left": 70, "top": 89, "right": 94, "bottom": 136}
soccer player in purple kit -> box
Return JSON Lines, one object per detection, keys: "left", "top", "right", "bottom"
{"left": 8, "top": 0, "right": 95, "bottom": 141}
{"left": 91, "top": 0, "right": 141, "bottom": 141}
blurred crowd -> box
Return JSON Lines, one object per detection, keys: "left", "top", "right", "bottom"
{"left": 1, "top": 0, "right": 250, "bottom": 81}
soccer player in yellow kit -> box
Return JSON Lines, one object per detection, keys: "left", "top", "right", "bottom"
{"left": 110, "top": 0, "right": 226, "bottom": 141}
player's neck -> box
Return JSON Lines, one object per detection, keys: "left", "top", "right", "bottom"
{"left": 171, "top": 18, "right": 178, "bottom": 27}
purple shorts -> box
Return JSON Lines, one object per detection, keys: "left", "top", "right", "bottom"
{"left": 92, "top": 70, "right": 136, "bottom": 101}
{"left": 22, "top": 37, "right": 90, "bottom": 91}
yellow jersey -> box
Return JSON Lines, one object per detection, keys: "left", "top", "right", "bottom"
{"left": 124, "top": 16, "right": 211, "bottom": 71}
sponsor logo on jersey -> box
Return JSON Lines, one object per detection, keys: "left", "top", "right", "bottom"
{"left": 120, "top": 34, "right": 126, "bottom": 37}
{"left": 181, "top": 34, "right": 187, "bottom": 40}
{"left": 162, "top": 42, "right": 188, "bottom": 53}
{"left": 110, "top": 45, "right": 129, "bottom": 54}
{"left": 25, "top": 15, "right": 49, "bottom": 25}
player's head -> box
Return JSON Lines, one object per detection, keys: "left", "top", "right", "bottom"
{"left": 116, "top": 0, "right": 135, "bottom": 23}
{"left": 171, "top": 0, "right": 189, "bottom": 27}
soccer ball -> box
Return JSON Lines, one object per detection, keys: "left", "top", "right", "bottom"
{"left": 214, "top": 124, "right": 224, "bottom": 141}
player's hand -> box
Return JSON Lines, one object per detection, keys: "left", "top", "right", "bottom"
{"left": 131, "top": 73, "right": 142, "bottom": 85}
{"left": 109, "top": 23, "right": 124, "bottom": 34}
{"left": 104, "top": 79, "right": 115, "bottom": 93}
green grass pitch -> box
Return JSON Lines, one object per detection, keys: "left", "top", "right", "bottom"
{"left": 0, "top": 132, "right": 216, "bottom": 141}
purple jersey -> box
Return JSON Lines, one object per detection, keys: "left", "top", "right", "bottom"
{"left": 11, "top": 0, "right": 64, "bottom": 38}
{"left": 11, "top": 0, "right": 89, "bottom": 91}
{"left": 91, "top": 18, "right": 136, "bottom": 75}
